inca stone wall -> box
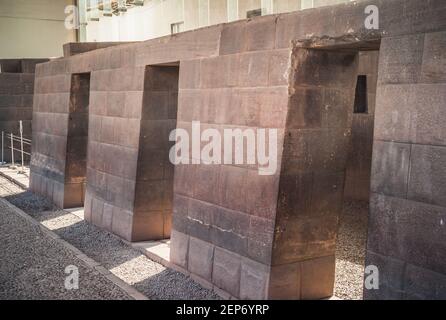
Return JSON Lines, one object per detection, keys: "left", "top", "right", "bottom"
{"left": 365, "top": 31, "right": 446, "bottom": 300}
{"left": 0, "top": 59, "right": 47, "bottom": 162}
{"left": 171, "top": 15, "right": 291, "bottom": 299}
{"left": 29, "top": 0, "right": 446, "bottom": 300}
{"left": 271, "top": 48, "right": 358, "bottom": 299}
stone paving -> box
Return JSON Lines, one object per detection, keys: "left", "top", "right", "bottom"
{"left": 0, "top": 165, "right": 30, "bottom": 189}
{"left": 0, "top": 199, "right": 132, "bottom": 300}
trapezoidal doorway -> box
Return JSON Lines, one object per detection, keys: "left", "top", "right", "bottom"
{"left": 132, "top": 65, "right": 180, "bottom": 241}
{"left": 273, "top": 42, "right": 380, "bottom": 300}
{"left": 64, "top": 73, "right": 91, "bottom": 208}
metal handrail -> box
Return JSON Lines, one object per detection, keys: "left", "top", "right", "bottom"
{"left": 1, "top": 121, "right": 31, "bottom": 174}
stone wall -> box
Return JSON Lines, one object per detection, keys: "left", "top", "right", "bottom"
{"left": 29, "top": 0, "right": 446, "bottom": 300}
{"left": 365, "top": 31, "right": 446, "bottom": 299}
{"left": 271, "top": 48, "right": 357, "bottom": 299}
{"left": 0, "top": 59, "right": 48, "bottom": 162}
{"left": 171, "top": 15, "right": 291, "bottom": 299}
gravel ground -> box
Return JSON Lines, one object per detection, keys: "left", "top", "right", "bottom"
{"left": 334, "top": 200, "right": 369, "bottom": 300}
{"left": 0, "top": 176, "right": 219, "bottom": 300}
{"left": 0, "top": 200, "right": 132, "bottom": 300}
{"left": 0, "top": 176, "right": 368, "bottom": 300}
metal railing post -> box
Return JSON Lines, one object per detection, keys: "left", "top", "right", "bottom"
{"left": 10, "top": 132, "right": 15, "bottom": 169}
{"left": 19, "top": 121, "right": 25, "bottom": 174}
{"left": 1, "top": 131, "right": 4, "bottom": 165}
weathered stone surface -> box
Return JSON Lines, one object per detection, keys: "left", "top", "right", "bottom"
{"left": 421, "top": 31, "right": 446, "bottom": 83}
{"left": 375, "top": 84, "right": 446, "bottom": 145}
{"left": 408, "top": 145, "right": 446, "bottom": 207}
{"left": 188, "top": 237, "right": 214, "bottom": 281}
{"left": 363, "top": 251, "right": 405, "bottom": 300}
{"left": 378, "top": 34, "right": 425, "bottom": 84}
{"left": 269, "top": 262, "right": 300, "bottom": 299}
{"left": 170, "top": 230, "right": 189, "bottom": 268}
{"left": 240, "top": 258, "right": 270, "bottom": 300}
{"left": 27, "top": 0, "right": 446, "bottom": 301}
{"left": 212, "top": 248, "right": 241, "bottom": 297}
{"left": 368, "top": 193, "right": 446, "bottom": 275}
{"left": 300, "top": 255, "right": 335, "bottom": 299}
{"left": 370, "top": 141, "right": 411, "bottom": 198}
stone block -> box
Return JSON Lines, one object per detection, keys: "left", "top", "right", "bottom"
{"left": 269, "top": 262, "right": 300, "bottom": 299}
{"left": 136, "top": 148, "right": 165, "bottom": 181}
{"left": 363, "top": 251, "right": 405, "bottom": 300}
{"left": 300, "top": 255, "right": 335, "bottom": 299}
{"left": 111, "top": 207, "right": 133, "bottom": 241}
{"left": 370, "top": 141, "right": 411, "bottom": 198}
{"left": 170, "top": 230, "right": 189, "bottom": 268}
{"left": 63, "top": 183, "right": 85, "bottom": 209}
{"left": 91, "top": 197, "right": 104, "bottom": 227}
{"left": 373, "top": 84, "right": 413, "bottom": 143}
{"left": 245, "top": 171, "right": 279, "bottom": 219}
{"left": 210, "top": 225, "right": 248, "bottom": 258}
{"left": 219, "top": 21, "right": 247, "bottom": 55}
{"left": 238, "top": 52, "right": 270, "bottom": 87}
{"left": 132, "top": 211, "right": 164, "bottom": 241}
{"left": 368, "top": 193, "right": 446, "bottom": 275}
{"left": 102, "top": 203, "right": 114, "bottom": 231}
{"left": 410, "top": 84, "right": 446, "bottom": 146}
{"left": 268, "top": 49, "right": 291, "bottom": 86}
{"left": 188, "top": 237, "right": 214, "bottom": 281}
{"left": 135, "top": 180, "right": 168, "bottom": 211}
{"left": 173, "top": 164, "right": 196, "bottom": 197}
{"left": 217, "top": 165, "right": 248, "bottom": 212}
{"left": 378, "top": 34, "right": 424, "bottom": 84}
{"left": 421, "top": 31, "right": 446, "bottom": 83}
{"left": 287, "top": 87, "right": 323, "bottom": 129}
{"left": 292, "top": 49, "right": 357, "bottom": 89}
{"left": 408, "top": 144, "right": 446, "bottom": 207}
{"left": 403, "top": 263, "right": 446, "bottom": 299}
{"left": 193, "top": 164, "right": 220, "bottom": 204}
{"left": 212, "top": 248, "right": 241, "bottom": 297}
{"left": 124, "top": 91, "right": 143, "bottom": 119}
{"left": 106, "top": 91, "right": 126, "bottom": 117}
{"left": 200, "top": 55, "right": 239, "bottom": 88}
{"left": 245, "top": 15, "right": 276, "bottom": 52}
{"left": 178, "top": 61, "right": 202, "bottom": 90}
{"left": 283, "top": 127, "right": 351, "bottom": 174}
{"left": 240, "top": 258, "right": 270, "bottom": 300}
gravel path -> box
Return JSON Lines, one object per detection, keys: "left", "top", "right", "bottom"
{"left": 0, "top": 200, "right": 132, "bottom": 300}
{"left": 0, "top": 176, "right": 219, "bottom": 300}
{"left": 334, "top": 200, "right": 369, "bottom": 300}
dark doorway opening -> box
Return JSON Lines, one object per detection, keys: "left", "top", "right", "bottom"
{"left": 132, "top": 65, "right": 180, "bottom": 241}
{"left": 354, "top": 75, "right": 368, "bottom": 114}
{"left": 338, "top": 51, "right": 379, "bottom": 299}
{"left": 64, "top": 73, "right": 90, "bottom": 208}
